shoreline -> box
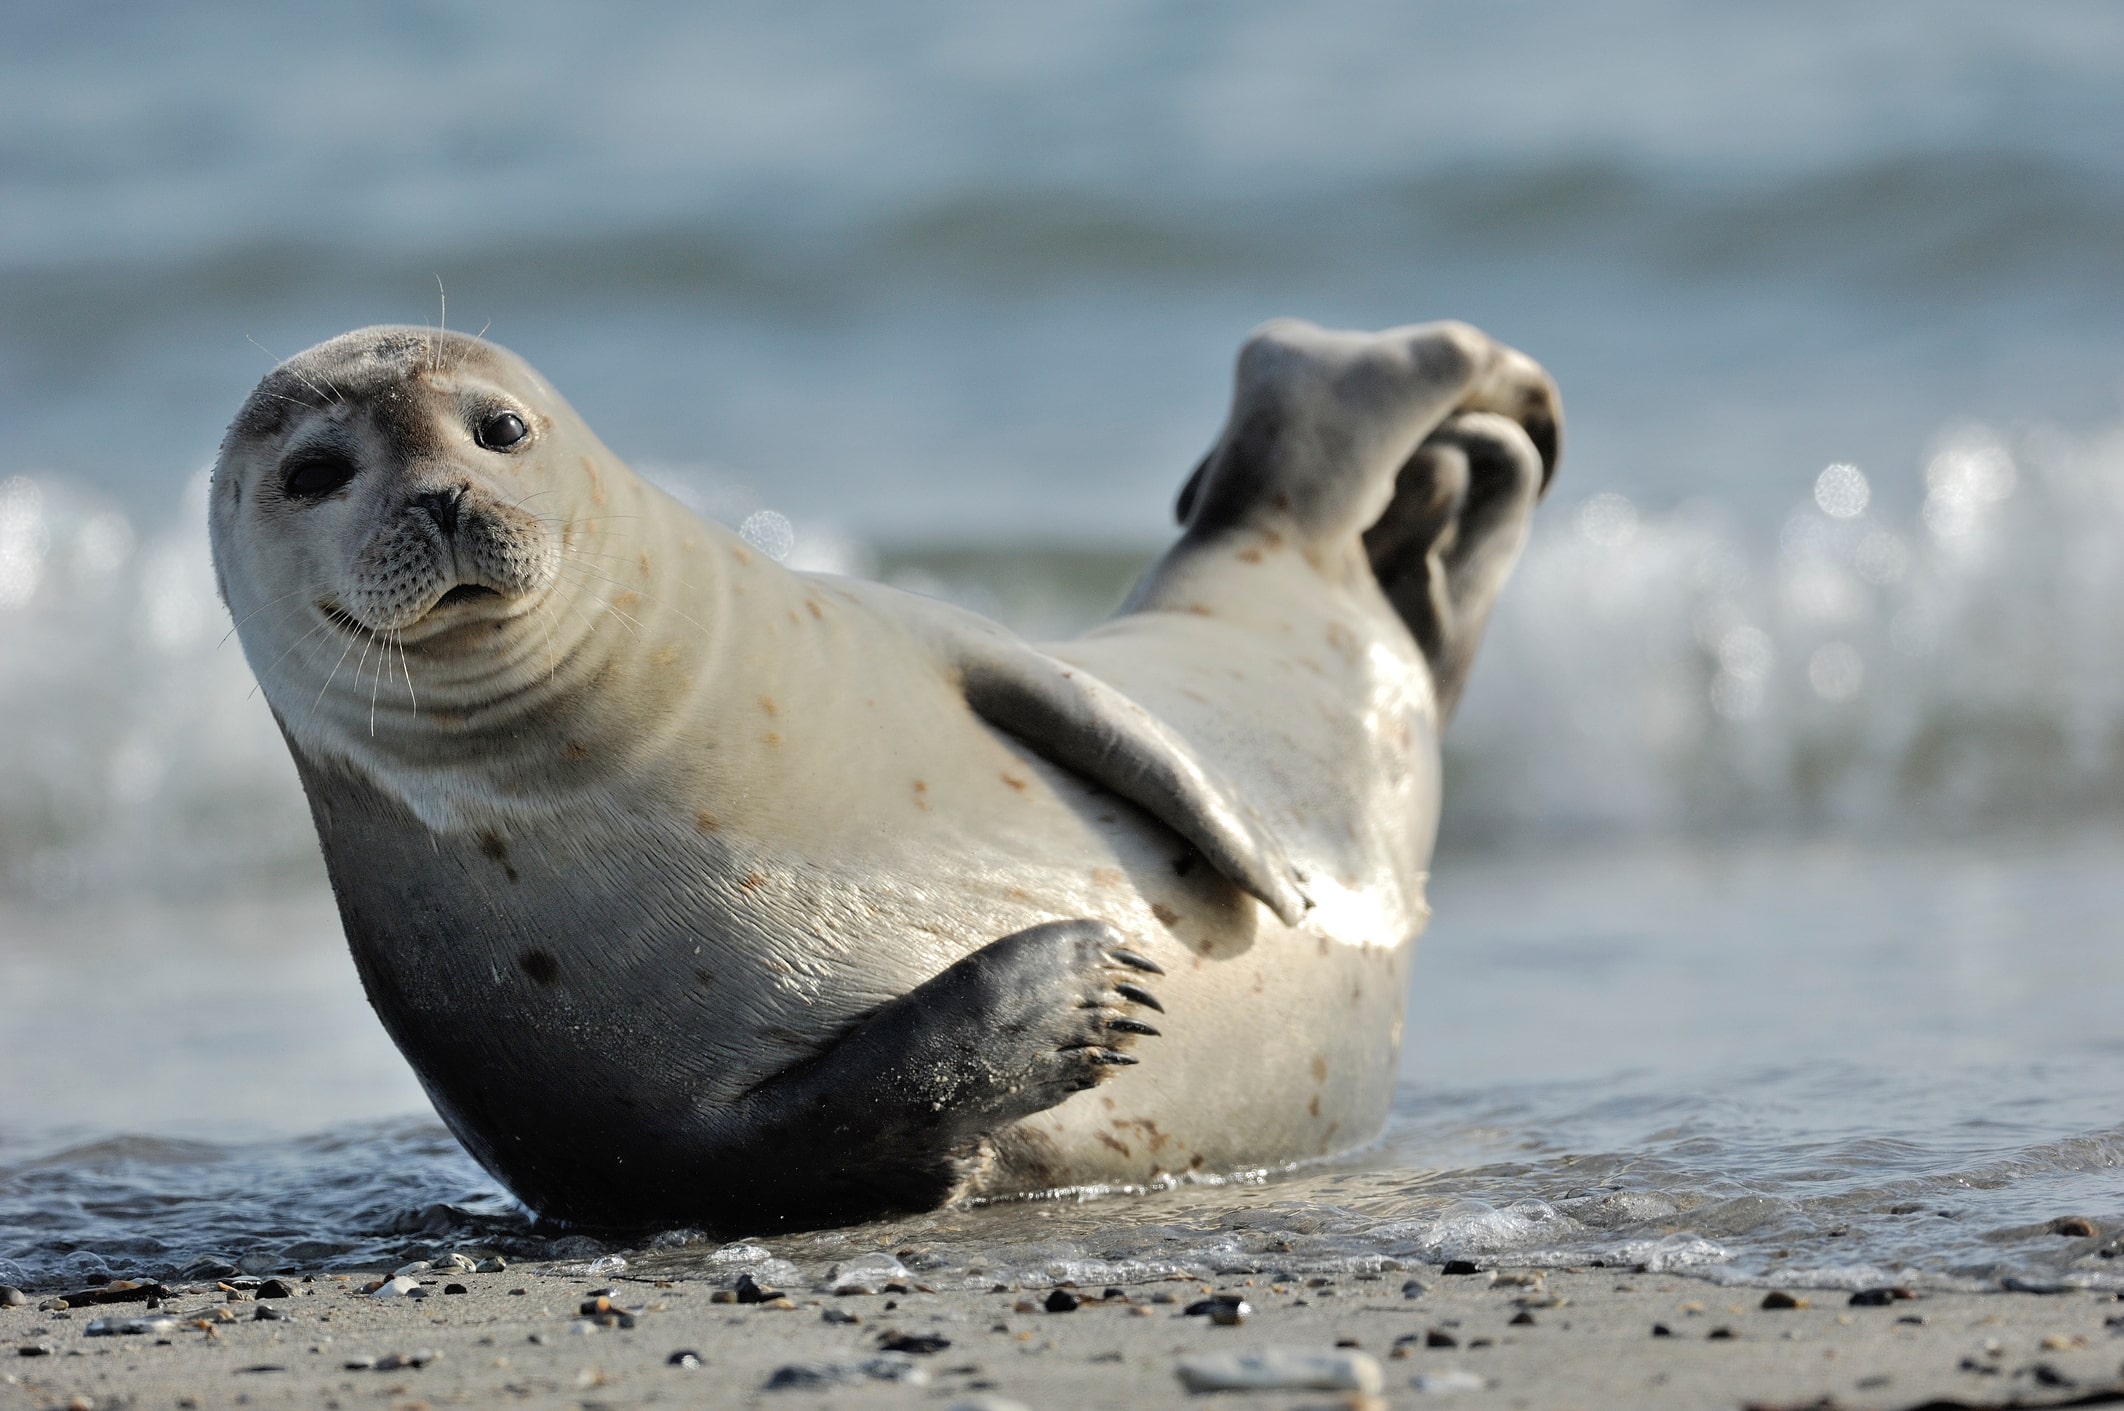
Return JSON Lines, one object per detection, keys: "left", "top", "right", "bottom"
{"left": 6, "top": 1263, "right": 2122, "bottom": 1410}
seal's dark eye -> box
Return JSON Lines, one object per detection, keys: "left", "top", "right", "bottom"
{"left": 476, "top": 410, "right": 529, "bottom": 451}
{"left": 281, "top": 449, "right": 360, "bottom": 501}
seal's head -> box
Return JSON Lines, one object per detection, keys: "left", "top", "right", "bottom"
{"left": 210, "top": 327, "right": 612, "bottom": 767}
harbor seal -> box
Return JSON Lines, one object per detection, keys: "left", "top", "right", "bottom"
{"left": 209, "top": 318, "right": 1559, "bottom": 1229}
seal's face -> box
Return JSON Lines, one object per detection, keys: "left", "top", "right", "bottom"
{"left": 211, "top": 327, "right": 590, "bottom": 751}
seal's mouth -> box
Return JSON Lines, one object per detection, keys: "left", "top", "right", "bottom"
{"left": 433, "top": 583, "right": 501, "bottom": 610}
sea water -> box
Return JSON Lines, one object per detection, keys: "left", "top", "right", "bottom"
{"left": 4, "top": 1, "right": 2124, "bottom": 1294}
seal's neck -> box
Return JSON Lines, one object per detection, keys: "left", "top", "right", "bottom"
{"left": 279, "top": 468, "right": 752, "bottom": 836}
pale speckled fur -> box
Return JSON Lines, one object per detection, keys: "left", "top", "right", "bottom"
{"left": 208, "top": 318, "right": 1553, "bottom": 1215}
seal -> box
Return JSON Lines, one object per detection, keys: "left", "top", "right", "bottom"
{"left": 209, "top": 318, "right": 1559, "bottom": 1229}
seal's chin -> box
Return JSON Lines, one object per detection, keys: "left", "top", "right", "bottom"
{"left": 318, "top": 580, "right": 527, "bottom": 643}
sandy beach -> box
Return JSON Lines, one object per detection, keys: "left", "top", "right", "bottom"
{"left": 6, "top": 1261, "right": 2122, "bottom": 1411}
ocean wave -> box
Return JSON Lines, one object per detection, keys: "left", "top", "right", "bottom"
{"left": 3, "top": 411, "right": 2122, "bottom": 899}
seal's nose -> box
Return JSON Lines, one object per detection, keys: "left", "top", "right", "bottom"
{"left": 412, "top": 488, "right": 463, "bottom": 538}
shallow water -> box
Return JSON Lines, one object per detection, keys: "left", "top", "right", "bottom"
{"left": 5, "top": 837, "right": 2119, "bottom": 1294}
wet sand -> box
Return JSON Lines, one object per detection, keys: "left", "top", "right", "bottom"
{"left": 6, "top": 1263, "right": 2122, "bottom": 1410}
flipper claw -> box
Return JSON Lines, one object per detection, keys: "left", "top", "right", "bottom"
{"left": 1107, "top": 947, "right": 1164, "bottom": 975}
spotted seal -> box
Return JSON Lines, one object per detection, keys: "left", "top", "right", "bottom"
{"left": 209, "top": 318, "right": 1558, "bottom": 1228}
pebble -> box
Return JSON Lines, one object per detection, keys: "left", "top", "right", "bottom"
{"left": 84, "top": 1315, "right": 184, "bottom": 1338}
{"left": 668, "top": 1349, "right": 702, "bottom": 1368}
{"left": 945, "top": 1397, "right": 1032, "bottom": 1411}
{"left": 1044, "top": 1289, "right": 1081, "bottom": 1313}
{"left": 0, "top": 1288, "right": 26, "bottom": 1308}
{"left": 1440, "top": 1261, "right": 1482, "bottom": 1277}
{"left": 16, "top": 1343, "right": 54, "bottom": 1357}
{"left": 821, "top": 1308, "right": 861, "bottom": 1325}
{"left": 764, "top": 1353, "right": 928, "bottom": 1389}
{"left": 255, "top": 1280, "right": 295, "bottom": 1300}
{"left": 252, "top": 1305, "right": 286, "bottom": 1322}
{"left": 391, "top": 1261, "right": 433, "bottom": 1278}
{"left": 877, "top": 1331, "right": 951, "bottom": 1354}
{"left": 476, "top": 1256, "right": 509, "bottom": 1274}
{"left": 1184, "top": 1294, "right": 1250, "bottom": 1324}
{"left": 1412, "top": 1368, "right": 1486, "bottom": 1394}
{"left": 733, "top": 1273, "right": 784, "bottom": 1304}
{"left": 1175, "top": 1347, "right": 1384, "bottom": 1394}
{"left": 1426, "top": 1329, "right": 1457, "bottom": 1348}
{"left": 1848, "top": 1287, "right": 1916, "bottom": 1306}
{"left": 1707, "top": 1326, "right": 1737, "bottom": 1340}
{"left": 1760, "top": 1291, "right": 1808, "bottom": 1310}
{"left": 443, "top": 1283, "right": 468, "bottom": 1296}
{"left": 1400, "top": 1280, "right": 1428, "bottom": 1300}
{"left": 1508, "top": 1310, "right": 1536, "bottom": 1326}
{"left": 2050, "top": 1216, "right": 2100, "bottom": 1237}
{"left": 438, "top": 1252, "right": 478, "bottom": 1272}
{"left": 585, "top": 1255, "right": 629, "bottom": 1276}
{"left": 369, "top": 1277, "right": 423, "bottom": 1299}
{"left": 373, "top": 1349, "right": 440, "bottom": 1370}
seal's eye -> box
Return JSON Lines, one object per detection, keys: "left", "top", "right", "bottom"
{"left": 281, "top": 449, "right": 360, "bottom": 501}
{"left": 476, "top": 410, "right": 529, "bottom": 451}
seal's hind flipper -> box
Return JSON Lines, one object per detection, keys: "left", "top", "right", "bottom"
{"left": 1364, "top": 411, "right": 1547, "bottom": 718}
{"left": 952, "top": 632, "right": 1310, "bottom": 925}
{"left": 721, "top": 919, "right": 1162, "bottom": 1222}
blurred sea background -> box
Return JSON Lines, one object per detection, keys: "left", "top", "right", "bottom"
{"left": 4, "top": 1, "right": 2124, "bottom": 1293}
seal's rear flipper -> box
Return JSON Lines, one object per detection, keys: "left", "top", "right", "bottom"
{"left": 716, "top": 920, "right": 1161, "bottom": 1224}
{"left": 1175, "top": 319, "right": 1559, "bottom": 720}
{"left": 951, "top": 632, "right": 1310, "bottom": 925}
{"left": 1363, "top": 412, "right": 1547, "bottom": 718}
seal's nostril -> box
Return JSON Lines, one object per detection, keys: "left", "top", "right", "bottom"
{"left": 413, "top": 489, "right": 463, "bottom": 538}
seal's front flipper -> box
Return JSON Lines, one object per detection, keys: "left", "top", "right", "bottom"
{"left": 953, "top": 633, "right": 1310, "bottom": 925}
{"left": 725, "top": 919, "right": 1162, "bottom": 1224}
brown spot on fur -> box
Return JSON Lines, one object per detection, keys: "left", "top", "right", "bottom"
{"left": 694, "top": 968, "right": 716, "bottom": 988}
{"left": 1189, "top": 1153, "right": 1206, "bottom": 1170}
{"left": 1238, "top": 546, "right": 1263, "bottom": 564}
{"left": 1308, "top": 1094, "right": 1321, "bottom": 1118}
{"left": 638, "top": 551, "right": 651, "bottom": 576}
{"left": 562, "top": 523, "right": 579, "bottom": 549}
{"left": 1000, "top": 772, "right": 1029, "bottom": 792}
{"left": 731, "top": 545, "right": 752, "bottom": 566}
{"left": 580, "top": 456, "right": 607, "bottom": 507}
{"left": 478, "top": 830, "right": 509, "bottom": 862}
{"left": 1186, "top": 602, "right": 1213, "bottom": 616}
{"left": 1150, "top": 902, "right": 1181, "bottom": 929}
{"left": 740, "top": 871, "right": 769, "bottom": 893}
{"left": 1316, "top": 935, "right": 1329, "bottom": 957}
{"left": 653, "top": 646, "right": 680, "bottom": 666}
{"left": 1006, "top": 886, "right": 1033, "bottom": 902}
{"left": 805, "top": 599, "right": 823, "bottom": 619}
{"left": 563, "top": 740, "right": 590, "bottom": 761}
{"left": 1262, "top": 527, "right": 1284, "bottom": 548}
{"left": 1091, "top": 867, "right": 1124, "bottom": 889}
{"left": 695, "top": 810, "right": 720, "bottom": 834}
{"left": 1096, "top": 1132, "right": 1132, "bottom": 1157}
{"left": 518, "top": 949, "right": 559, "bottom": 985}
{"left": 762, "top": 731, "right": 781, "bottom": 747}
{"left": 787, "top": 609, "right": 799, "bottom": 625}
{"left": 1310, "top": 1054, "right": 1328, "bottom": 1084}
{"left": 759, "top": 695, "right": 779, "bottom": 717}
{"left": 613, "top": 590, "right": 641, "bottom": 611}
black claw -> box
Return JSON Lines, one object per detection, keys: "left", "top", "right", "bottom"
{"left": 1089, "top": 1050, "right": 1139, "bottom": 1066}
{"left": 1106, "top": 1017, "right": 1161, "bottom": 1037}
{"left": 1114, "top": 982, "right": 1164, "bottom": 1013}
{"left": 1107, "top": 947, "right": 1164, "bottom": 975}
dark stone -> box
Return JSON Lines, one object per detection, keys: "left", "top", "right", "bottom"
{"left": 1509, "top": 1310, "right": 1536, "bottom": 1326}
{"left": 1651, "top": 1324, "right": 1672, "bottom": 1337}
{"left": 1183, "top": 1294, "right": 1247, "bottom": 1319}
{"left": 1441, "top": 1260, "right": 1481, "bottom": 1276}
{"left": 668, "top": 1350, "right": 701, "bottom": 1368}
{"left": 1400, "top": 1279, "right": 1428, "bottom": 1299}
{"left": 252, "top": 1305, "right": 286, "bottom": 1321}
{"left": 1426, "top": 1329, "right": 1457, "bottom": 1348}
{"left": 878, "top": 1331, "right": 952, "bottom": 1355}
{"left": 734, "top": 1273, "right": 783, "bottom": 1304}
{"left": 443, "top": 1283, "right": 467, "bottom": 1296}
{"left": 1042, "top": 1290, "right": 1080, "bottom": 1313}
{"left": 1848, "top": 1287, "right": 1915, "bottom": 1306}
{"left": 1707, "top": 1326, "right": 1736, "bottom": 1340}
{"left": 1760, "top": 1290, "right": 1801, "bottom": 1309}
{"left": 256, "top": 1280, "right": 295, "bottom": 1300}
{"left": 2049, "top": 1216, "right": 2100, "bottom": 1237}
